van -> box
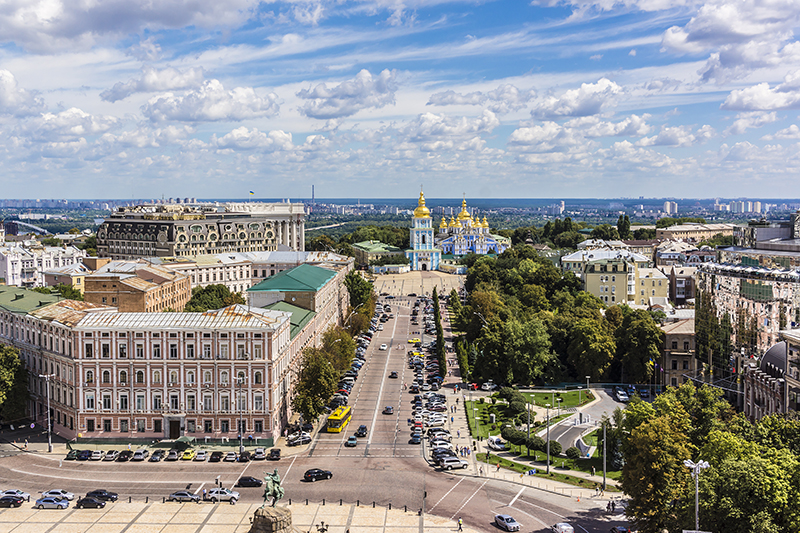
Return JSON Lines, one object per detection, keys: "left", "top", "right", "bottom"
{"left": 438, "top": 457, "right": 469, "bottom": 470}
{"left": 487, "top": 436, "right": 506, "bottom": 451}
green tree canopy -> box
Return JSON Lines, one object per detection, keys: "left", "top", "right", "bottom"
{"left": 567, "top": 318, "right": 616, "bottom": 380}
{"left": 184, "top": 284, "right": 245, "bottom": 312}
{"left": 616, "top": 309, "right": 663, "bottom": 383}
{"left": 0, "top": 346, "right": 23, "bottom": 417}
{"left": 291, "top": 347, "right": 339, "bottom": 423}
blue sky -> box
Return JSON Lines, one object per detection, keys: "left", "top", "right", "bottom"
{"left": 1, "top": 0, "right": 800, "bottom": 199}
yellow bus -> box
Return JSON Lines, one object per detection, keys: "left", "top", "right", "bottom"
{"left": 327, "top": 406, "right": 353, "bottom": 433}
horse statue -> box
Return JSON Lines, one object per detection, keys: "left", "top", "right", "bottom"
{"left": 262, "top": 469, "right": 284, "bottom": 508}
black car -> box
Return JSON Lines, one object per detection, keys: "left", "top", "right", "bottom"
{"left": 235, "top": 476, "right": 263, "bottom": 488}
{"left": 75, "top": 497, "right": 106, "bottom": 509}
{"left": 86, "top": 490, "right": 118, "bottom": 502}
{"left": 355, "top": 425, "right": 368, "bottom": 437}
{"left": 116, "top": 450, "right": 133, "bottom": 462}
{"left": 268, "top": 449, "right": 281, "bottom": 461}
{"left": 209, "top": 451, "right": 224, "bottom": 462}
{"left": 77, "top": 450, "right": 92, "bottom": 461}
{"left": 389, "top": 371, "right": 398, "bottom": 379}
{"left": 149, "top": 450, "right": 165, "bottom": 462}
{"left": 303, "top": 469, "right": 332, "bottom": 482}
{"left": 0, "top": 495, "right": 24, "bottom": 508}
{"left": 239, "top": 451, "right": 251, "bottom": 462}
{"left": 431, "top": 449, "right": 456, "bottom": 460}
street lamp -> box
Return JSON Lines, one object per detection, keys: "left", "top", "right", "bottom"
{"left": 38, "top": 373, "right": 55, "bottom": 453}
{"left": 684, "top": 459, "right": 710, "bottom": 531}
{"left": 545, "top": 403, "right": 550, "bottom": 475}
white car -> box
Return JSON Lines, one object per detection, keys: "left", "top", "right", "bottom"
{"left": 379, "top": 344, "right": 388, "bottom": 351}
{"left": 207, "top": 488, "right": 239, "bottom": 503}
{"left": 1, "top": 489, "right": 30, "bottom": 500}
{"left": 223, "top": 452, "right": 238, "bottom": 462}
{"left": 42, "top": 489, "right": 74, "bottom": 501}
{"left": 495, "top": 515, "right": 521, "bottom": 532}
{"left": 194, "top": 450, "right": 207, "bottom": 462}
{"left": 552, "top": 523, "right": 574, "bottom": 533}
{"left": 90, "top": 450, "right": 105, "bottom": 461}
{"left": 480, "top": 381, "right": 496, "bottom": 391}
{"left": 487, "top": 436, "right": 506, "bottom": 451}
{"left": 427, "top": 418, "right": 446, "bottom": 427}
{"left": 616, "top": 390, "right": 629, "bottom": 403}
{"left": 429, "top": 440, "right": 453, "bottom": 450}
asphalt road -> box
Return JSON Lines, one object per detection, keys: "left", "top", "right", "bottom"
{"left": 0, "top": 296, "right": 629, "bottom": 533}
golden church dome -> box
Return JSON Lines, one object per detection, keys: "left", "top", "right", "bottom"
{"left": 457, "top": 197, "right": 471, "bottom": 220}
{"left": 449, "top": 216, "right": 457, "bottom": 227}
{"left": 413, "top": 191, "right": 431, "bottom": 218}
{"left": 439, "top": 217, "right": 447, "bottom": 229}
{"left": 482, "top": 216, "right": 489, "bottom": 228}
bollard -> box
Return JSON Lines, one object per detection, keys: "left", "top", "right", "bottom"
{"left": 389, "top": 503, "right": 391, "bottom": 510}
{"left": 373, "top": 501, "right": 375, "bottom": 508}
{"left": 146, "top": 497, "right": 148, "bottom": 503}
{"left": 163, "top": 497, "right": 165, "bottom": 503}
{"left": 418, "top": 508, "right": 422, "bottom": 516}
{"left": 357, "top": 500, "right": 359, "bottom": 506}
{"left": 289, "top": 499, "right": 291, "bottom": 505}
{"left": 322, "top": 499, "right": 325, "bottom": 506}
{"left": 405, "top": 505, "right": 407, "bottom": 512}
{"left": 306, "top": 499, "right": 308, "bottom": 505}
{"left": 339, "top": 499, "right": 342, "bottom": 506}
{"left": 129, "top": 496, "right": 131, "bottom": 503}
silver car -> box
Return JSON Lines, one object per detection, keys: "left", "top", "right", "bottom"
{"left": 35, "top": 497, "right": 69, "bottom": 509}
{"left": 42, "top": 489, "right": 74, "bottom": 501}
{"left": 1, "top": 489, "right": 29, "bottom": 500}
{"left": 495, "top": 514, "right": 521, "bottom": 531}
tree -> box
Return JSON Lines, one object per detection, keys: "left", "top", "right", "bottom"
{"left": 591, "top": 224, "right": 620, "bottom": 241}
{"left": 291, "top": 347, "right": 339, "bottom": 423}
{"left": 79, "top": 235, "right": 97, "bottom": 256}
{"left": 548, "top": 440, "right": 562, "bottom": 456}
{"left": 567, "top": 318, "right": 616, "bottom": 381}
{"left": 616, "top": 310, "right": 663, "bottom": 383}
{"left": 617, "top": 215, "right": 632, "bottom": 240}
{"left": 343, "top": 270, "right": 373, "bottom": 310}
{"left": 321, "top": 326, "right": 357, "bottom": 373}
{"left": 0, "top": 346, "right": 23, "bottom": 419}
{"left": 633, "top": 227, "right": 656, "bottom": 240}
{"left": 184, "top": 284, "right": 244, "bottom": 312}
{"left": 474, "top": 317, "right": 555, "bottom": 384}
{"left": 41, "top": 237, "right": 62, "bottom": 246}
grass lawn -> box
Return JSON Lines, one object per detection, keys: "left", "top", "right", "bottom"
{"left": 465, "top": 401, "right": 572, "bottom": 439}
{"left": 476, "top": 453, "right": 621, "bottom": 491}
{"left": 520, "top": 390, "right": 594, "bottom": 409}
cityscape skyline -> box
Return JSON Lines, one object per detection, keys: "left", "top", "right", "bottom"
{"left": 1, "top": 1, "right": 800, "bottom": 198}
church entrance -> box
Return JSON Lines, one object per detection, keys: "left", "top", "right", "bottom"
{"left": 421, "top": 264, "right": 428, "bottom": 271}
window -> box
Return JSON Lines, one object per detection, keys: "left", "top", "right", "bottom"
{"left": 136, "top": 370, "right": 144, "bottom": 384}
{"left": 119, "top": 395, "right": 128, "bottom": 410}
{"left": 153, "top": 345, "right": 161, "bottom": 358}
{"left": 187, "top": 344, "right": 195, "bottom": 359}
{"left": 101, "top": 344, "right": 110, "bottom": 358}
{"left": 169, "top": 344, "right": 178, "bottom": 359}
{"left": 102, "top": 394, "right": 111, "bottom": 410}
{"left": 102, "top": 370, "right": 111, "bottom": 384}
{"left": 611, "top": 276, "right": 615, "bottom": 282}
{"left": 136, "top": 344, "right": 144, "bottom": 358}
{"left": 86, "top": 370, "right": 94, "bottom": 384}
{"left": 170, "top": 395, "right": 179, "bottom": 410}
{"left": 671, "top": 377, "right": 678, "bottom": 387}
{"left": 187, "top": 420, "right": 196, "bottom": 433}
{"left": 136, "top": 419, "right": 145, "bottom": 432}
{"left": 203, "top": 371, "right": 212, "bottom": 384}
{"left": 254, "top": 372, "right": 262, "bottom": 385}
{"left": 672, "top": 359, "right": 678, "bottom": 370}
{"left": 86, "top": 393, "right": 95, "bottom": 409}
{"left": 683, "top": 360, "right": 689, "bottom": 370}
{"left": 119, "top": 371, "right": 127, "bottom": 384}
{"left": 119, "top": 344, "right": 127, "bottom": 358}
{"left": 671, "top": 341, "right": 678, "bottom": 349}
{"left": 684, "top": 341, "right": 690, "bottom": 351}
{"left": 219, "top": 345, "right": 228, "bottom": 359}
{"left": 153, "top": 371, "right": 161, "bottom": 384}
{"left": 187, "top": 371, "right": 195, "bottom": 384}
{"left": 254, "top": 395, "right": 263, "bottom": 410}
{"left": 170, "top": 371, "right": 178, "bottom": 385}
{"left": 187, "top": 395, "right": 196, "bottom": 410}
{"left": 254, "top": 420, "right": 263, "bottom": 433}
{"left": 136, "top": 395, "right": 144, "bottom": 410}
{"left": 253, "top": 345, "right": 262, "bottom": 359}
{"left": 85, "top": 344, "right": 93, "bottom": 358}
{"left": 154, "top": 419, "right": 162, "bottom": 433}
{"left": 204, "top": 420, "right": 213, "bottom": 433}
{"left": 220, "top": 420, "right": 229, "bottom": 433}
{"left": 203, "top": 395, "right": 212, "bottom": 411}
{"left": 221, "top": 395, "right": 230, "bottom": 411}
{"left": 221, "top": 371, "right": 229, "bottom": 385}
{"left": 153, "top": 395, "right": 161, "bottom": 410}
{"left": 103, "top": 419, "right": 111, "bottom": 432}
{"left": 203, "top": 345, "right": 211, "bottom": 358}
{"left": 87, "top": 419, "right": 95, "bottom": 432}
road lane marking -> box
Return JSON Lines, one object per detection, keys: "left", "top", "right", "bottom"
{"left": 514, "top": 496, "right": 591, "bottom": 531}
{"left": 508, "top": 485, "right": 525, "bottom": 507}
{"left": 366, "top": 316, "right": 397, "bottom": 453}
{"left": 449, "top": 479, "right": 487, "bottom": 520}
{"left": 500, "top": 505, "right": 549, "bottom": 530}
{"left": 427, "top": 477, "right": 464, "bottom": 513}
{"left": 283, "top": 455, "right": 297, "bottom": 481}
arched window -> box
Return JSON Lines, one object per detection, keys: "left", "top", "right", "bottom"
{"left": 237, "top": 371, "right": 245, "bottom": 382}
{"left": 254, "top": 371, "right": 262, "bottom": 385}
{"left": 153, "top": 370, "right": 161, "bottom": 384}
{"left": 169, "top": 371, "right": 178, "bottom": 384}
{"left": 119, "top": 370, "right": 127, "bottom": 384}
{"left": 86, "top": 370, "right": 94, "bottom": 384}
{"left": 136, "top": 371, "right": 144, "bottom": 384}
{"left": 221, "top": 371, "right": 229, "bottom": 384}
{"left": 187, "top": 371, "right": 195, "bottom": 384}
{"left": 204, "top": 371, "right": 212, "bottom": 384}
{"left": 102, "top": 370, "right": 110, "bottom": 384}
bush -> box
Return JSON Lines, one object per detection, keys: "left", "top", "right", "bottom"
{"left": 508, "top": 400, "right": 526, "bottom": 415}
{"left": 491, "top": 397, "right": 497, "bottom": 405}
{"left": 548, "top": 440, "right": 562, "bottom": 456}
{"left": 526, "top": 435, "right": 545, "bottom": 452}
{"left": 498, "top": 386, "right": 516, "bottom": 401}
{"left": 479, "top": 397, "right": 485, "bottom": 404}
{"left": 566, "top": 446, "right": 581, "bottom": 459}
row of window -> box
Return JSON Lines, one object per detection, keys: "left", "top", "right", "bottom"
{"left": 84, "top": 417, "right": 265, "bottom": 434}
{"left": 84, "top": 343, "right": 263, "bottom": 360}
{"left": 85, "top": 369, "right": 264, "bottom": 386}
{"left": 85, "top": 391, "right": 266, "bottom": 412}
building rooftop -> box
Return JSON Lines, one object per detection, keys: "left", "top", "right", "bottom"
{"left": 661, "top": 318, "right": 695, "bottom": 335}
{"left": 31, "top": 300, "right": 116, "bottom": 327}
{"left": 247, "top": 263, "right": 336, "bottom": 293}
{"left": 264, "top": 301, "right": 316, "bottom": 338}
{"left": 639, "top": 267, "right": 668, "bottom": 279}
{"left": 562, "top": 249, "right": 649, "bottom": 263}
{"left": 0, "top": 286, "right": 62, "bottom": 314}
{"left": 351, "top": 240, "right": 403, "bottom": 254}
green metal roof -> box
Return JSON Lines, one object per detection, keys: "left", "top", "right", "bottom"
{"left": 351, "top": 240, "right": 403, "bottom": 253}
{"left": 247, "top": 263, "right": 335, "bottom": 293}
{"left": 264, "top": 301, "right": 316, "bottom": 338}
{"left": 0, "top": 286, "right": 62, "bottom": 314}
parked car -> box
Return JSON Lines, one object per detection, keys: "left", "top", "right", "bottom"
{"left": 252, "top": 448, "right": 266, "bottom": 460}
{"left": 181, "top": 449, "right": 196, "bottom": 461}
{"left": 610, "top": 528, "right": 630, "bottom": 533}
{"left": 268, "top": 448, "right": 281, "bottom": 461}
{"left": 224, "top": 452, "right": 237, "bottom": 462}
{"left": 75, "top": 497, "right": 106, "bottom": 509}
{"left": 167, "top": 491, "right": 200, "bottom": 503}
{"left": 495, "top": 514, "right": 522, "bottom": 531}
{"left": 207, "top": 488, "right": 239, "bottom": 503}
{"left": 103, "top": 450, "right": 119, "bottom": 462}
{"left": 35, "top": 497, "right": 69, "bottom": 509}
{"left": 65, "top": 450, "right": 79, "bottom": 460}
{"left": 287, "top": 435, "right": 311, "bottom": 446}
{"left": 90, "top": 450, "right": 105, "bottom": 461}
{"left": 235, "top": 476, "right": 263, "bottom": 488}
{"left": 116, "top": 450, "right": 133, "bottom": 462}
{"left": 409, "top": 435, "right": 422, "bottom": 444}
{"left": 552, "top": 523, "right": 575, "bottom": 533}
{"left": 166, "top": 449, "right": 180, "bottom": 461}
{"left": 42, "top": 489, "right": 74, "bottom": 501}
{"left": 1, "top": 489, "right": 30, "bottom": 500}
{"left": 77, "top": 450, "right": 92, "bottom": 461}
{"left": 487, "top": 436, "right": 506, "bottom": 451}
{"left": 86, "top": 490, "right": 118, "bottom": 502}
{"left": 303, "top": 469, "right": 333, "bottom": 482}
{"left": 209, "top": 451, "right": 224, "bottom": 462}
{"left": 438, "top": 457, "right": 469, "bottom": 470}
{"left": 149, "top": 450, "right": 165, "bottom": 462}
{"left": 0, "top": 495, "right": 24, "bottom": 507}
{"left": 239, "top": 451, "right": 251, "bottom": 462}
{"left": 194, "top": 450, "right": 207, "bottom": 462}
{"left": 132, "top": 449, "right": 149, "bottom": 461}
{"left": 345, "top": 436, "right": 358, "bottom": 447}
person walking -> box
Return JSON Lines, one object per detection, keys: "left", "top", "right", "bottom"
{"left": 457, "top": 517, "right": 463, "bottom": 531}
{"left": 479, "top": 466, "right": 483, "bottom": 475}
{"left": 611, "top": 501, "right": 616, "bottom": 512}
{"left": 496, "top": 462, "right": 501, "bottom": 472}
{"left": 592, "top": 466, "right": 596, "bottom": 477}
{"left": 457, "top": 429, "right": 460, "bottom": 438}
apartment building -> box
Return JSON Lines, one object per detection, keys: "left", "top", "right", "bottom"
{"left": 43, "top": 263, "right": 91, "bottom": 294}
{"left": 668, "top": 266, "right": 697, "bottom": 305}
{"left": 656, "top": 223, "right": 735, "bottom": 242}
{"left": 660, "top": 319, "right": 697, "bottom": 388}
{"left": 97, "top": 202, "right": 305, "bottom": 260}
{"left": 351, "top": 241, "right": 404, "bottom": 268}
{"left": 0, "top": 244, "right": 87, "bottom": 288}
{"left": 637, "top": 268, "right": 669, "bottom": 306}
{"left": 562, "top": 249, "right": 651, "bottom": 305}
{"left": 742, "top": 334, "right": 800, "bottom": 421}
{"left": 84, "top": 262, "right": 191, "bottom": 313}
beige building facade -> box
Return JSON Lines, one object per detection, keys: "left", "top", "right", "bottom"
{"left": 660, "top": 319, "right": 697, "bottom": 388}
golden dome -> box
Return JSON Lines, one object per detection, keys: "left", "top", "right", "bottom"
{"left": 413, "top": 191, "right": 431, "bottom": 218}
{"left": 449, "top": 216, "right": 457, "bottom": 228}
{"left": 482, "top": 216, "right": 489, "bottom": 228}
{"left": 439, "top": 217, "right": 447, "bottom": 229}
{"left": 457, "top": 197, "right": 471, "bottom": 220}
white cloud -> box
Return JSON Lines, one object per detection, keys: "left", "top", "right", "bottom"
{"left": 762, "top": 124, "right": 800, "bottom": 141}
{"left": 531, "top": 78, "right": 622, "bottom": 119}
{"left": 635, "top": 125, "right": 697, "bottom": 147}
{"left": 101, "top": 66, "right": 205, "bottom": 102}
{"left": 508, "top": 121, "right": 587, "bottom": 153}
{"left": 578, "top": 114, "right": 652, "bottom": 137}
{"left": 213, "top": 127, "right": 294, "bottom": 151}
{"left": 724, "top": 111, "right": 777, "bottom": 136}
{"left": 629, "top": 49, "right": 636, "bottom": 56}
{"left": 722, "top": 71, "right": 800, "bottom": 111}
{"left": 142, "top": 80, "right": 280, "bottom": 122}
{"left": 0, "top": 70, "right": 46, "bottom": 116}
{"left": 21, "top": 107, "right": 117, "bottom": 142}
{"left": 297, "top": 69, "right": 398, "bottom": 119}
{"left": 427, "top": 84, "right": 536, "bottom": 114}
{"left": 590, "top": 54, "right": 603, "bottom": 61}
{"left": 97, "top": 125, "right": 195, "bottom": 149}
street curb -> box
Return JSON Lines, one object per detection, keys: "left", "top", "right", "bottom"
{"left": 448, "top": 471, "right": 581, "bottom": 499}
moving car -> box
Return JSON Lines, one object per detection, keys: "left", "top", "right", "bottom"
{"left": 379, "top": 344, "right": 388, "bottom": 350}
{"left": 287, "top": 435, "right": 311, "bottom": 446}
{"left": 268, "top": 449, "right": 281, "bottom": 461}
{"left": 355, "top": 425, "right": 368, "bottom": 437}
{"left": 389, "top": 371, "right": 398, "bottom": 379}
{"left": 236, "top": 476, "right": 263, "bottom": 488}
{"left": 303, "top": 469, "right": 333, "bottom": 482}
{"left": 609, "top": 528, "right": 630, "bottom": 533}
{"left": 345, "top": 436, "right": 358, "bottom": 447}
{"left": 207, "top": 488, "right": 239, "bottom": 503}
{"left": 552, "top": 523, "right": 575, "bottom": 533}
{"left": 383, "top": 406, "right": 394, "bottom": 415}
{"left": 495, "top": 514, "right": 522, "bottom": 532}
{"left": 75, "top": 497, "right": 106, "bottom": 509}
{"left": 35, "top": 497, "right": 69, "bottom": 509}
{"left": 42, "top": 489, "right": 74, "bottom": 500}
{"left": 86, "top": 490, "right": 118, "bottom": 502}
{"left": 167, "top": 491, "right": 200, "bottom": 503}
{"left": 0, "top": 495, "right": 24, "bottom": 507}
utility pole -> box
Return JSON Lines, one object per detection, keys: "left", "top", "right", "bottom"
{"left": 602, "top": 421, "right": 607, "bottom": 490}
{"left": 684, "top": 459, "right": 710, "bottom": 531}
{"left": 546, "top": 404, "right": 550, "bottom": 475}
{"left": 38, "top": 373, "right": 55, "bottom": 453}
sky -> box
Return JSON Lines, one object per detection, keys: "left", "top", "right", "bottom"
{"left": 2, "top": 0, "right": 800, "bottom": 200}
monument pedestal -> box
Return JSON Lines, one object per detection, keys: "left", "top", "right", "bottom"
{"left": 248, "top": 506, "right": 302, "bottom": 533}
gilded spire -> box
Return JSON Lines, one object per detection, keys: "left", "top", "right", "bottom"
{"left": 413, "top": 190, "right": 431, "bottom": 218}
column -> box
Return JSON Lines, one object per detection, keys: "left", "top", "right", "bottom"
{"left": 298, "top": 218, "right": 305, "bottom": 251}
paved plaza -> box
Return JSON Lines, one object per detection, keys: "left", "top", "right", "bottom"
{"left": 0, "top": 501, "right": 482, "bottom": 533}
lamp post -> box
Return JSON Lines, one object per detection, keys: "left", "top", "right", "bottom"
{"left": 38, "top": 373, "right": 55, "bottom": 453}
{"left": 684, "top": 459, "right": 710, "bottom": 531}
{"left": 556, "top": 397, "right": 562, "bottom": 416}
{"left": 584, "top": 376, "right": 590, "bottom": 405}
{"left": 236, "top": 376, "right": 247, "bottom": 454}
{"left": 545, "top": 403, "right": 550, "bottom": 474}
